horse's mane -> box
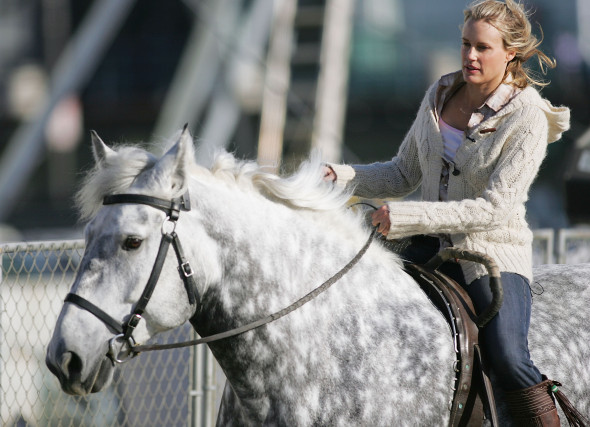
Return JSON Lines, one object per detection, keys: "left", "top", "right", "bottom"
{"left": 76, "top": 139, "right": 354, "bottom": 222}
{"left": 207, "top": 151, "right": 353, "bottom": 211}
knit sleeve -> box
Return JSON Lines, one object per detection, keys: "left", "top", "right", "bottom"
{"left": 327, "top": 132, "right": 422, "bottom": 198}
{"left": 329, "top": 91, "right": 432, "bottom": 198}
{"left": 384, "top": 106, "right": 548, "bottom": 239}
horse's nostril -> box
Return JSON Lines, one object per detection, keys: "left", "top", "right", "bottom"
{"left": 60, "top": 351, "right": 83, "bottom": 379}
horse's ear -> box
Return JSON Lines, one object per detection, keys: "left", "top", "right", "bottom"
{"left": 90, "top": 131, "right": 115, "bottom": 165}
{"left": 151, "top": 125, "right": 194, "bottom": 194}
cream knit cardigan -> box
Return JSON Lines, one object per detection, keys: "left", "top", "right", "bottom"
{"left": 330, "top": 81, "right": 570, "bottom": 283}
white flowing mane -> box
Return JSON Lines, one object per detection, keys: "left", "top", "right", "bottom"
{"left": 207, "top": 151, "right": 353, "bottom": 211}
{"left": 76, "top": 140, "right": 354, "bottom": 222}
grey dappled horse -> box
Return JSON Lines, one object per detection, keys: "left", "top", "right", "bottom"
{"left": 46, "top": 129, "right": 590, "bottom": 425}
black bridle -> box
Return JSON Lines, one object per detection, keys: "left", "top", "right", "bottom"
{"left": 64, "top": 192, "right": 376, "bottom": 364}
{"left": 65, "top": 192, "right": 198, "bottom": 363}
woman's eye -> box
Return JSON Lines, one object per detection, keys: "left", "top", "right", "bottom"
{"left": 123, "top": 237, "right": 143, "bottom": 251}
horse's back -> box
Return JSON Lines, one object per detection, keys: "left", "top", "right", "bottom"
{"left": 528, "top": 263, "right": 590, "bottom": 414}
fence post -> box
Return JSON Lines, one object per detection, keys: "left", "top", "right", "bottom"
{"left": 189, "top": 332, "right": 203, "bottom": 427}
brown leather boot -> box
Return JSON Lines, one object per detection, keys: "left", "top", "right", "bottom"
{"left": 505, "top": 378, "right": 561, "bottom": 426}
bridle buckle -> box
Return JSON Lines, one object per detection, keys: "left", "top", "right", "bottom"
{"left": 126, "top": 313, "right": 142, "bottom": 332}
{"left": 180, "top": 261, "right": 194, "bottom": 278}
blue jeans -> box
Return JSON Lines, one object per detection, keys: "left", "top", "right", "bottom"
{"left": 400, "top": 235, "right": 543, "bottom": 391}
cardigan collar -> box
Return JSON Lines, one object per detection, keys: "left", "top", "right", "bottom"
{"left": 429, "top": 71, "right": 570, "bottom": 144}
{"left": 434, "top": 71, "right": 521, "bottom": 129}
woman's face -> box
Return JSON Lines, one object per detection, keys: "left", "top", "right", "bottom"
{"left": 461, "top": 18, "right": 516, "bottom": 89}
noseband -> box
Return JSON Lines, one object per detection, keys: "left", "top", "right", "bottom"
{"left": 65, "top": 192, "right": 198, "bottom": 363}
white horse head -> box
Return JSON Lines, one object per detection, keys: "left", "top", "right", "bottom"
{"left": 46, "top": 129, "right": 205, "bottom": 394}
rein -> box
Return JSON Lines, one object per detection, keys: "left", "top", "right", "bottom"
{"left": 135, "top": 228, "right": 377, "bottom": 352}
{"left": 65, "top": 193, "right": 377, "bottom": 362}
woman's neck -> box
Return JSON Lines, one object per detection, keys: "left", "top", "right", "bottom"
{"left": 463, "top": 77, "right": 503, "bottom": 110}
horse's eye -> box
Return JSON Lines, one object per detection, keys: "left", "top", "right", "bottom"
{"left": 123, "top": 237, "right": 143, "bottom": 251}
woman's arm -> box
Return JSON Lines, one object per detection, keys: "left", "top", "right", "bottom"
{"left": 383, "top": 106, "right": 548, "bottom": 239}
{"left": 328, "top": 113, "right": 425, "bottom": 199}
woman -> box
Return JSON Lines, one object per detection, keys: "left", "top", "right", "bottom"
{"left": 325, "top": 0, "right": 572, "bottom": 424}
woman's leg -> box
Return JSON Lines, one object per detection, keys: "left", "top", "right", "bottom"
{"left": 467, "top": 273, "right": 561, "bottom": 424}
{"left": 402, "top": 239, "right": 540, "bottom": 387}
{"left": 465, "top": 272, "right": 542, "bottom": 390}
{"left": 402, "top": 243, "right": 561, "bottom": 424}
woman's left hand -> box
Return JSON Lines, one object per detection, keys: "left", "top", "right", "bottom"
{"left": 372, "top": 205, "right": 391, "bottom": 237}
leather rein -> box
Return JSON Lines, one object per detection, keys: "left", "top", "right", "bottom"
{"left": 64, "top": 192, "right": 376, "bottom": 363}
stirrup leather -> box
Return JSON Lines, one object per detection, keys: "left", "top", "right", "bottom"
{"left": 405, "top": 263, "right": 498, "bottom": 427}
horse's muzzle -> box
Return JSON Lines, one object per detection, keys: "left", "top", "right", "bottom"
{"left": 46, "top": 343, "right": 115, "bottom": 395}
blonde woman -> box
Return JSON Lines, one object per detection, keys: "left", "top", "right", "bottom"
{"left": 325, "top": 0, "right": 573, "bottom": 424}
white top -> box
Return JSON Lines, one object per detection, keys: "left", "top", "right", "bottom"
{"left": 439, "top": 118, "right": 463, "bottom": 162}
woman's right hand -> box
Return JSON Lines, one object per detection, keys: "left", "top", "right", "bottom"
{"left": 322, "top": 165, "right": 337, "bottom": 182}
{"left": 372, "top": 205, "right": 391, "bottom": 237}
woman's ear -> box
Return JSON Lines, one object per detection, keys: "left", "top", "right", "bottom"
{"left": 506, "top": 50, "right": 516, "bottom": 63}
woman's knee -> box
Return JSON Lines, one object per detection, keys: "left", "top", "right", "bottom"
{"left": 484, "top": 344, "right": 525, "bottom": 373}
{"left": 482, "top": 338, "right": 541, "bottom": 389}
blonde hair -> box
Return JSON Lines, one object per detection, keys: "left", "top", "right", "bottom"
{"left": 463, "top": 0, "right": 555, "bottom": 88}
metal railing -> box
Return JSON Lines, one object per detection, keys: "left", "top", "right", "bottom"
{"left": 1, "top": 229, "right": 589, "bottom": 426}
{"left": 556, "top": 228, "right": 590, "bottom": 264}
{"left": 532, "top": 228, "right": 555, "bottom": 265}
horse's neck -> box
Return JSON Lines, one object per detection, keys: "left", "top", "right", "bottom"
{"left": 196, "top": 201, "right": 353, "bottom": 327}
{"left": 188, "top": 182, "right": 415, "bottom": 415}
{"left": 199, "top": 215, "right": 357, "bottom": 419}
{"left": 191, "top": 187, "right": 357, "bottom": 332}
{"left": 190, "top": 194, "right": 350, "bottom": 416}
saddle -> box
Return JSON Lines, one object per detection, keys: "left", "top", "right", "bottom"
{"left": 405, "top": 262, "right": 498, "bottom": 426}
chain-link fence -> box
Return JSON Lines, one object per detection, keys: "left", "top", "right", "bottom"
{"left": 1, "top": 231, "right": 589, "bottom": 426}
{"left": 1, "top": 240, "right": 223, "bottom": 427}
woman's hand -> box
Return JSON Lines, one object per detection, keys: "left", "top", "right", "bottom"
{"left": 322, "top": 165, "right": 337, "bottom": 182}
{"left": 372, "top": 205, "right": 391, "bottom": 237}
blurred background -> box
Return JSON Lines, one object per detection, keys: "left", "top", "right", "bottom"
{"left": 0, "top": 2, "right": 588, "bottom": 425}
{"left": 0, "top": 0, "right": 588, "bottom": 242}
